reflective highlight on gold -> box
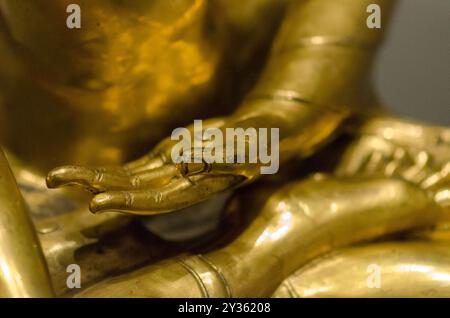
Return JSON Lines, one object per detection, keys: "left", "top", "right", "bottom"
{"left": 0, "top": 0, "right": 448, "bottom": 298}
{"left": 273, "top": 242, "right": 450, "bottom": 298}
{"left": 0, "top": 150, "right": 53, "bottom": 297}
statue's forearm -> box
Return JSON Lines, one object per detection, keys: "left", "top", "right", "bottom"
{"left": 231, "top": 0, "right": 397, "bottom": 157}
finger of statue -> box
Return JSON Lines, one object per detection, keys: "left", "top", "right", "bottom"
{"left": 434, "top": 188, "right": 450, "bottom": 208}
{"left": 179, "top": 160, "right": 254, "bottom": 180}
{"left": 123, "top": 153, "right": 166, "bottom": 173}
{"left": 401, "top": 151, "right": 432, "bottom": 184}
{"left": 336, "top": 150, "right": 370, "bottom": 175}
{"left": 363, "top": 151, "right": 386, "bottom": 174}
{"left": 128, "top": 164, "right": 180, "bottom": 188}
{"left": 336, "top": 136, "right": 390, "bottom": 175}
{"left": 422, "top": 163, "right": 450, "bottom": 195}
{"left": 421, "top": 162, "right": 450, "bottom": 190}
{"left": 384, "top": 147, "right": 407, "bottom": 176}
{"left": 89, "top": 178, "right": 191, "bottom": 214}
{"left": 344, "top": 149, "right": 384, "bottom": 176}
{"left": 123, "top": 117, "right": 226, "bottom": 174}
{"left": 359, "top": 144, "right": 412, "bottom": 177}
{"left": 89, "top": 174, "right": 243, "bottom": 215}
{"left": 46, "top": 165, "right": 131, "bottom": 193}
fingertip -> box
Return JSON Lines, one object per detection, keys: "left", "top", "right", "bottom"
{"left": 46, "top": 165, "right": 96, "bottom": 189}
{"left": 89, "top": 193, "right": 108, "bottom": 213}
{"left": 90, "top": 192, "right": 126, "bottom": 214}
{"left": 46, "top": 166, "right": 76, "bottom": 188}
{"left": 45, "top": 172, "right": 58, "bottom": 188}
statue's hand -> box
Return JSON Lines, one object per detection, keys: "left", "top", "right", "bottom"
{"left": 337, "top": 116, "right": 450, "bottom": 208}
{"left": 46, "top": 118, "right": 260, "bottom": 215}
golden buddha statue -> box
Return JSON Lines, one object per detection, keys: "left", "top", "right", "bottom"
{"left": 0, "top": 0, "right": 448, "bottom": 298}
{"left": 72, "top": 115, "right": 450, "bottom": 297}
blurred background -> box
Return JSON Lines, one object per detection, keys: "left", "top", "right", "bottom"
{"left": 375, "top": 0, "right": 449, "bottom": 125}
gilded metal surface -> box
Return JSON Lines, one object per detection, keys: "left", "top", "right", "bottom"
{"left": 41, "top": 0, "right": 393, "bottom": 215}
{"left": 0, "top": 0, "right": 448, "bottom": 298}
{"left": 0, "top": 0, "right": 286, "bottom": 173}
{"left": 273, "top": 242, "right": 450, "bottom": 298}
{"left": 0, "top": 149, "right": 53, "bottom": 297}
{"left": 37, "top": 208, "right": 184, "bottom": 295}
{"left": 75, "top": 173, "right": 447, "bottom": 297}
